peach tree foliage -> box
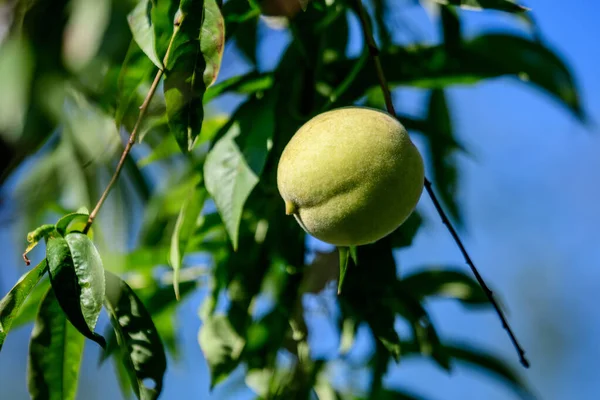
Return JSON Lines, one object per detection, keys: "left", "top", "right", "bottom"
{"left": 0, "top": 0, "right": 584, "bottom": 399}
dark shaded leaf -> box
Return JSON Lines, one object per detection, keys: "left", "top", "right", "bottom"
{"left": 104, "top": 271, "right": 167, "bottom": 400}
{"left": 222, "top": 0, "right": 261, "bottom": 41}
{"left": 204, "top": 94, "right": 276, "bottom": 250}
{"left": 445, "top": 342, "right": 532, "bottom": 397}
{"left": 389, "top": 211, "right": 423, "bottom": 249}
{"left": 425, "top": 89, "right": 462, "bottom": 224}
{"left": 169, "top": 186, "right": 207, "bottom": 299}
{"left": 233, "top": 15, "right": 259, "bottom": 65}
{"left": 164, "top": 0, "right": 225, "bottom": 152}
{"left": 338, "top": 247, "right": 350, "bottom": 295}
{"left": 198, "top": 314, "right": 245, "bottom": 388}
{"left": 0, "top": 259, "right": 47, "bottom": 351}
{"left": 329, "top": 34, "right": 584, "bottom": 120}
{"left": 432, "top": 0, "right": 529, "bottom": 13}
{"left": 355, "top": 388, "right": 432, "bottom": 400}
{"left": 400, "top": 268, "right": 489, "bottom": 306}
{"left": 46, "top": 234, "right": 106, "bottom": 348}
{"left": 27, "top": 288, "right": 85, "bottom": 400}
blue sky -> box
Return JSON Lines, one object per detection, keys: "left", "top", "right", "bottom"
{"left": 2, "top": 0, "right": 600, "bottom": 399}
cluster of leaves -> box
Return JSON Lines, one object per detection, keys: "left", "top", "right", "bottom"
{"left": 0, "top": 0, "right": 584, "bottom": 399}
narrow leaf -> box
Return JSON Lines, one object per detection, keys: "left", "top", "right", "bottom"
{"left": 164, "top": 0, "right": 225, "bottom": 152}
{"left": 338, "top": 247, "right": 350, "bottom": 295}
{"left": 46, "top": 234, "right": 106, "bottom": 348}
{"left": 104, "top": 271, "right": 167, "bottom": 400}
{"left": 330, "top": 34, "right": 585, "bottom": 120}
{"left": 127, "top": 0, "right": 163, "bottom": 68}
{"left": 27, "top": 288, "right": 85, "bottom": 400}
{"left": 169, "top": 186, "right": 206, "bottom": 299}
{"left": 115, "top": 41, "right": 156, "bottom": 128}
{"left": 198, "top": 314, "right": 245, "bottom": 388}
{"left": 0, "top": 259, "right": 47, "bottom": 351}
{"left": 432, "top": 0, "right": 530, "bottom": 13}
{"left": 445, "top": 342, "right": 531, "bottom": 397}
{"left": 204, "top": 95, "right": 275, "bottom": 250}
{"left": 400, "top": 268, "right": 489, "bottom": 305}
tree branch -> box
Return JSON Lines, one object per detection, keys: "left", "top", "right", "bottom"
{"left": 353, "top": 0, "right": 529, "bottom": 368}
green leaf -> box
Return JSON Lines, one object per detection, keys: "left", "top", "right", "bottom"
{"left": 10, "top": 279, "right": 50, "bottom": 331}
{"left": 27, "top": 288, "right": 85, "bottom": 400}
{"left": 445, "top": 342, "right": 530, "bottom": 397}
{"left": 204, "top": 95, "right": 275, "bottom": 250}
{"left": 204, "top": 72, "right": 274, "bottom": 103}
{"left": 164, "top": 0, "right": 226, "bottom": 152}
{"left": 337, "top": 247, "right": 350, "bottom": 295}
{"left": 46, "top": 233, "right": 106, "bottom": 348}
{"left": 115, "top": 41, "right": 156, "bottom": 128}
{"left": 198, "top": 314, "right": 245, "bottom": 388}
{"left": 425, "top": 89, "right": 462, "bottom": 224}
{"left": 0, "top": 259, "right": 47, "bottom": 351}
{"left": 127, "top": 0, "right": 163, "bottom": 68}
{"left": 356, "top": 388, "right": 432, "bottom": 400}
{"left": 233, "top": 15, "right": 258, "bottom": 65}
{"left": 55, "top": 208, "right": 90, "bottom": 237}
{"left": 104, "top": 271, "right": 167, "bottom": 400}
{"left": 400, "top": 268, "right": 489, "bottom": 306}
{"left": 432, "top": 0, "right": 530, "bottom": 13}
{"left": 169, "top": 186, "right": 206, "bottom": 299}
{"left": 331, "top": 33, "right": 585, "bottom": 120}
{"left": 389, "top": 211, "right": 423, "bottom": 249}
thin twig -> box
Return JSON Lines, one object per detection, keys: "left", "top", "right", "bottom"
{"left": 82, "top": 69, "right": 163, "bottom": 234}
{"left": 352, "top": 0, "right": 529, "bottom": 368}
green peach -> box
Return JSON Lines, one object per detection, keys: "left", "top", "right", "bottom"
{"left": 277, "top": 106, "right": 424, "bottom": 246}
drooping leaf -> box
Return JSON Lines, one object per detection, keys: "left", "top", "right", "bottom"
{"left": 27, "top": 288, "right": 85, "bottom": 400}
{"left": 0, "top": 259, "right": 47, "bottom": 351}
{"left": 46, "top": 234, "right": 106, "bottom": 348}
{"left": 169, "top": 186, "right": 207, "bottom": 299}
{"left": 233, "top": 14, "right": 259, "bottom": 65}
{"left": 445, "top": 343, "right": 531, "bottom": 397}
{"left": 164, "top": 0, "right": 226, "bottom": 152}
{"left": 399, "top": 268, "right": 489, "bottom": 306}
{"left": 127, "top": 0, "right": 163, "bottom": 68}
{"left": 330, "top": 33, "right": 585, "bottom": 120}
{"left": 425, "top": 89, "right": 462, "bottom": 224}
{"left": 198, "top": 314, "right": 245, "bottom": 388}
{"left": 204, "top": 94, "right": 275, "bottom": 250}
{"left": 432, "top": 0, "right": 529, "bottom": 13}
{"left": 10, "top": 279, "right": 50, "bottom": 331}
{"left": 389, "top": 211, "right": 423, "bottom": 249}
{"left": 104, "top": 271, "right": 167, "bottom": 400}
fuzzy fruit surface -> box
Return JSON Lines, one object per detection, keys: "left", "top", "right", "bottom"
{"left": 277, "top": 107, "right": 425, "bottom": 246}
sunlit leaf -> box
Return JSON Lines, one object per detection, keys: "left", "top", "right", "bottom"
{"left": 46, "top": 233, "right": 106, "bottom": 348}
{"left": 198, "top": 314, "right": 245, "bottom": 388}
{"left": 127, "top": 0, "right": 163, "bottom": 68}
{"left": 164, "top": 0, "right": 226, "bottom": 152}
{"left": 0, "top": 259, "right": 47, "bottom": 351}
{"left": 55, "top": 207, "right": 90, "bottom": 237}
{"left": 169, "top": 186, "right": 206, "bottom": 299}
{"left": 204, "top": 94, "right": 275, "bottom": 250}
{"left": 104, "top": 271, "right": 167, "bottom": 400}
{"left": 27, "top": 288, "right": 85, "bottom": 400}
